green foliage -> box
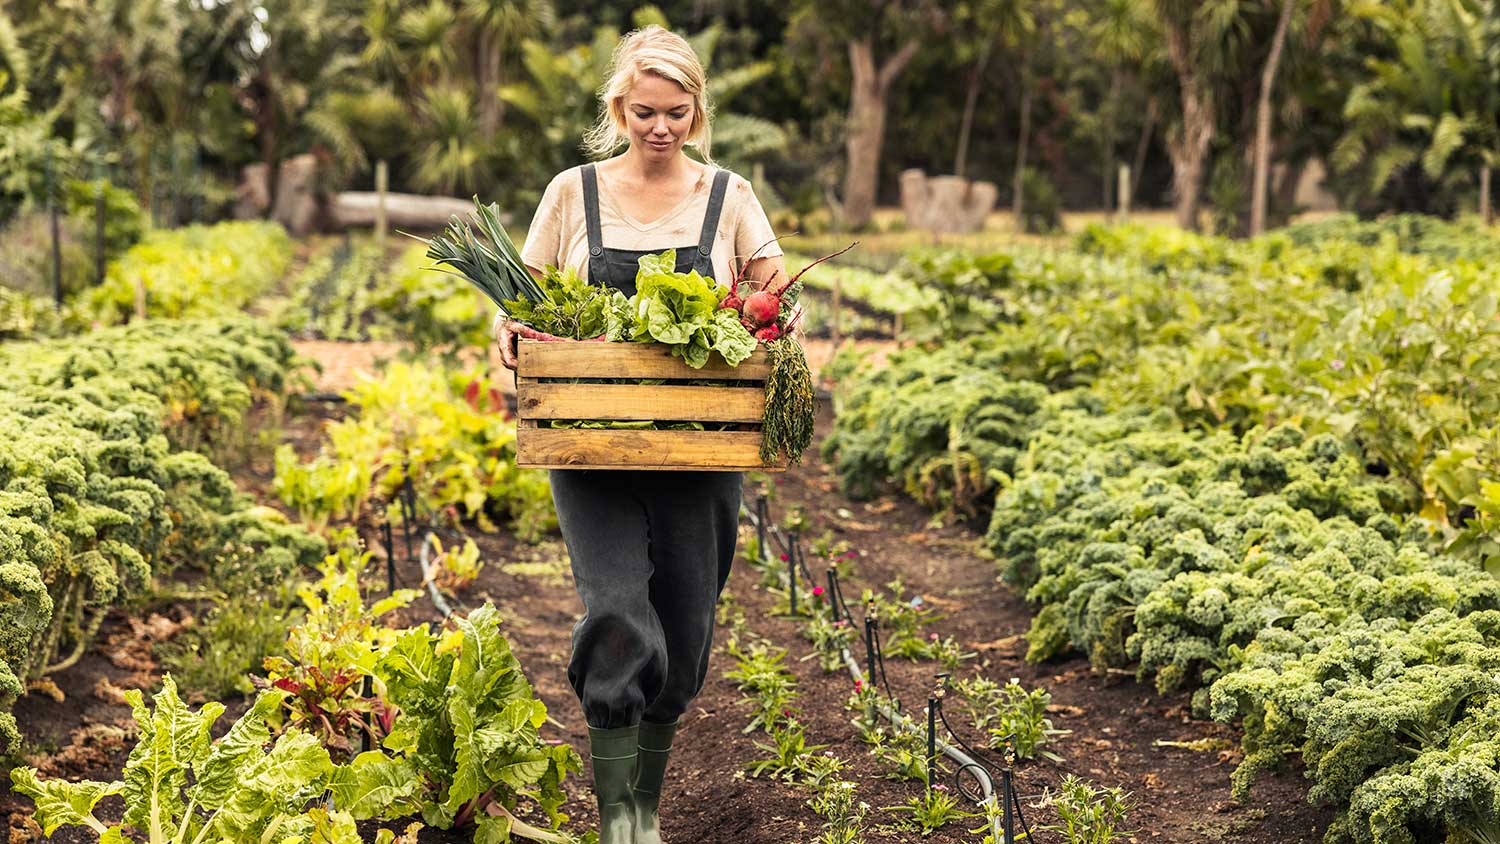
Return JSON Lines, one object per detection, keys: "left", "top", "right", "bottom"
{"left": 261, "top": 547, "right": 420, "bottom": 759}
{"left": 952, "top": 676, "right": 1066, "bottom": 762}
{"left": 10, "top": 678, "right": 346, "bottom": 843}
{"left": 158, "top": 575, "right": 305, "bottom": 700}
{"left": 745, "top": 718, "right": 830, "bottom": 782}
{"left": 0, "top": 319, "right": 325, "bottom": 753}
{"left": 882, "top": 786, "right": 976, "bottom": 837}
{"left": 724, "top": 637, "right": 800, "bottom": 734}
{"left": 823, "top": 220, "right": 1500, "bottom": 842}
{"left": 374, "top": 603, "right": 580, "bottom": 834}
{"left": 275, "top": 360, "right": 555, "bottom": 542}
{"left": 628, "top": 249, "right": 755, "bottom": 368}
{"left": 503, "top": 264, "right": 631, "bottom": 340}
{"left": 808, "top": 779, "right": 868, "bottom": 844}
{"left": 85, "top": 222, "right": 293, "bottom": 324}
{"left": 1018, "top": 167, "right": 1062, "bottom": 234}
{"left": 63, "top": 178, "right": 145, "bottom": 261}
{"left": 1041, "top": 775, "right": 1134, "bottom": 844}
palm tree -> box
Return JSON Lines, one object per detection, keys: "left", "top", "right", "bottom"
{"left": 411, "top": 86, "right": 488, "bottom": 194}
{"left": 461, "top": 0, "right": 553, "bottom": 139}
{"left": 1332, "top": 0, "right": 1500, "bottom": 217}
{"left": 1085, "top": 0, "right": 1155, "bottom": 209}
{"left": 1151, "top": 0, "right": 1256, "bottom": 231}
{"left": 399, "top": 0, "right": 460, "bottom": 87}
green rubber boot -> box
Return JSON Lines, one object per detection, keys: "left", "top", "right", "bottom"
{"left": 631, "top": 719, "right": 680, "bottom": 844}
{"left": 588, "top": 725, "right": 639, "bottom": 844}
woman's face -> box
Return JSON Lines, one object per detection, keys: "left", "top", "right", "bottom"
{"left": 624, "top": 73, "right": 695, "bottom": 160}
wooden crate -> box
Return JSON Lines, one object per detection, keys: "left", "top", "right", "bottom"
{"left": 514, "top": 339, "right": 787, "bottom": 472}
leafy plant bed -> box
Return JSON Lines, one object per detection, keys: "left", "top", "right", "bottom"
{"left": 4, "top": 352, "right": 1331, "bottom": 844}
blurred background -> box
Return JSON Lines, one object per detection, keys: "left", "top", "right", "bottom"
{"left": 4, "top": 0, "right": 1497, "bottom": 263}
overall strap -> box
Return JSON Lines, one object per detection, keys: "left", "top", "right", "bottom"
{"left": 580, "top": 164, "right": 607, "bottom": 282}
{"left": 695, "top": 169, "right": 732, "bottom": 265}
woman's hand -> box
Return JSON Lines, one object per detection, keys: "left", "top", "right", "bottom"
{"left": 493, "top": 312, "right": 524, "bottom": 371}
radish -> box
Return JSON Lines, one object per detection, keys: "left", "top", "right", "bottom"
{"left": 725, "top": 242, "right": 859, "bottom": 333}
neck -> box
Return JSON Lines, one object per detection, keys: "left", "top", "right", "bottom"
{"left": 618, "top": 146, "right": 690, "bottom": 181}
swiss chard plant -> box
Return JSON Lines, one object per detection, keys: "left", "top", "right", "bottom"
{"left": 374, "top": 602, "right": 579, "bottom": 842}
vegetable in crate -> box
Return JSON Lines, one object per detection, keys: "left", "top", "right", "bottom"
{"left": 628, "top": 249, "right": 757, "bottom": 367}
{"left": 421, "top": 197, "right": 614, "bottom": 342}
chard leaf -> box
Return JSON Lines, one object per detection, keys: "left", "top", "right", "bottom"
{"left": 307, "top": 807, "right": 363, "bottom": 844}
{"left": 709, "top": 310, "right": 757, "bottom": 366}
{"left": 121, "top": 676, "right": 222, "bottom": 841}
{"left": 7, "top": 767, "right": 121, "bottom": 835}
{"left": 635, "top": 249, "right": 677, "bottom": 278}
{"left": 327, "top": 752, "right": 422, "bottom": 820}
{"left": 208, "top": 729, "right": 333, "bottom": 835}
{"left": 192, "top": 690, "right": 283, "bottom": 809}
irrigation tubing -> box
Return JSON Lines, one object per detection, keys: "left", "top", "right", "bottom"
{"left": 741, "top": 499, "right": 1010, "bottom": 844}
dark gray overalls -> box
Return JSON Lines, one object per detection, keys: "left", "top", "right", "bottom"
{"left": 549, "top": 163, "right": 743, "bottom": 729}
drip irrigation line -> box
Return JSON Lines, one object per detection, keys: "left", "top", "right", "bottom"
{"left": 740, "top": 498, "right": 1009, "bottom": 843}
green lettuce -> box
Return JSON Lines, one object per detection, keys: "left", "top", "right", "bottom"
{"left": 628, "top": 249, "right": 756, "bottom": 368}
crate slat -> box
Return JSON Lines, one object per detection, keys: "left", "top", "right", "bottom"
{"left": 517, "top": 429, "right": 786, "bottom": 471}
{"left": 518, "top": 382, "right": 764, "bottom": 422}
{"left": 518, "top": 339, "right": 770, "bottom": 380}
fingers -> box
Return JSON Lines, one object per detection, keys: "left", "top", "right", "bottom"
{"left": 498, "top": 323, "right": 519, "bottom": 371}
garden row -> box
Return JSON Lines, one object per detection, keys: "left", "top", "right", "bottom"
{"left": 0, "top": 319, "right": 326, "bottom": 751}
{"left": 822, "top": 217, "right": 1500, "bottom": 843}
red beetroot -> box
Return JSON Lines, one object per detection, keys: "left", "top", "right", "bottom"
{"left": 742, "top": 288, "right": 781, "bottom": 327}
{"left": 754, "top": 324, "right": 782, "bottom": 342}
{"left": 719, "top": 293, "right": 743, "bottom": 312}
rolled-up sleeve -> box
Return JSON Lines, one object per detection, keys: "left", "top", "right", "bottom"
{"left": 731, "top": 176, "right": 783, "bottom": 275}
{"left": 521, "top": 173, "right": 566, "bottom": 273}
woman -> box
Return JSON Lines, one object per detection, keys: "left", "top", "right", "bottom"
{"left": 493, "top": 24, "right": 786, "bottom": 844}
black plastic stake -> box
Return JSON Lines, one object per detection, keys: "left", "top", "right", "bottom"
{"left": 926, "top": 694, "right": 937, "bottom": 791}
{"left": 1002, "top": 768, "right": 1015, "bottom": 844}
{"left": 786, "top": 529, "right": 800, "bottom": 616}
{"left": 94, "top": 161, "right": 106, "bottom": 287}
{"left": 864, "top": 608, "right": 878, "bottom": 687}
{"left": 400, "top": 462, "right": 416, "bottom": 565}
{"left": 382, "top": 521, "right": 396, "bottom": 592}
{"left": 755, "top": 495, "right": 769, "bottom": 563}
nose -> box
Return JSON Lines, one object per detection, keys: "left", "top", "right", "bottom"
{"left": 653, "top": 115, "right": 670, "bottom": 135}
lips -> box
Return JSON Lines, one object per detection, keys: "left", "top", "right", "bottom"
{"left": 648, "top": 139, "right": 672, "bottom": 149}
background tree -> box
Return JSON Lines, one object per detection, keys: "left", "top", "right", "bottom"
{"left": 788, "top": 0, "right": 942, "bottom": 230}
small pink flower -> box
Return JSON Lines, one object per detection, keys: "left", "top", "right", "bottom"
{"left": 933, "top": 784, "right": 948, "bottom": 792}
{"left": 929, "top": 633, "right": 940, "bottom": 641}
{"left": 1330, "top": 358, "right": 1345, "bottom": 372}
{"left": 813, "top": 587, "right": 825, "bottom": 597}
{"left": 779, "top": 553, "right": 789, "bottom": 562}
{"left": 854, "top": 679, "right": 864, "bottom": 691}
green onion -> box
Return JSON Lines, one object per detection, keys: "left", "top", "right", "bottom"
{"left": 418, "top": 197, "right": 545, "bottom": 312}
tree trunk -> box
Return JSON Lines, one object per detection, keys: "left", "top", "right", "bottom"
{"left": 477, "top": 29, "right": 500, "bottom": 138}
{"left": 1012, "top": 52, "right": 1034, "bottom": 229}
{"left": 954, "top": 43, "right": 991, "bottom": 179}
{"left": 1132, "top": 95, "right": 1158, "bottom": 201}
{"left": 1162, "top": 21, "right": 1214, "bottom": 231}
{"left": 841, "top": 37, "right": 920, "bottom": 231}
{"left": 1102, "top": 65, "right": 1122, "bottom": 210}
{"left": 1250, "top": 0, "right": 1295, "bottom": 237}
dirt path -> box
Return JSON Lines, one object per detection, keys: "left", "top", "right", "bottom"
{"left": 4, "top": 344, "right": 1331, "bottom": 844}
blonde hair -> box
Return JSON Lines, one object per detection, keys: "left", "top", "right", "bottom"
{"left": 583, "top": 25, "right": 714, "bottom": 162}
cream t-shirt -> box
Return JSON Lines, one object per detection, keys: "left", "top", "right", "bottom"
{"left": 520, "top": 163, "right": 783, "bottom": 288}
